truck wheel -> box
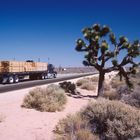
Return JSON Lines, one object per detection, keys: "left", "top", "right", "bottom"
{"left": 14, "top": 75, "right": 19, "bottom": 83}
{"left": 44, "top": 74, "right": 48, "bottom": 79}
{"left": 2, "top": 77, "right": 8, "bottom": 84}
{"left": 47, "top": 73, "right": 51, "bottom": 79}
{"left": 53, "top": 73, "right": 56, "bottom": 78}
{"left": 40, "top": 74, "right": 45, "bottom": 80}
{"left": 8, "top": 76, "right": 14, "bottom": 84}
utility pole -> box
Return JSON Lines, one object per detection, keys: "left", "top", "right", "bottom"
{"left": 48, "top": 57, "right": 50, "bottom": 64}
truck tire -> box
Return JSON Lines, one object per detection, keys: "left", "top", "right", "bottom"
{"left": 47, "top": 73, "right": 51, "bottom": 79}
{"left": 2, "top": 77, "right": 8, "bottom": 84}
{"left": 53, "top": 73, "right": 56, "bottom": 78}
{"left": 14, "top": 75, "right": 19, "bottom": 83}
{"left": 40, "top": 74, "right": 45, "bottom": 80}
{"left": 8, "top": 76, "right": 14, "bottom": 84}
{"left": 44, "top": 74, "right": 48, "bottom": 79}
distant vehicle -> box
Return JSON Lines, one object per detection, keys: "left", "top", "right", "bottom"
{"left": 0, "top": 60, "right": 57, "bottom": 84}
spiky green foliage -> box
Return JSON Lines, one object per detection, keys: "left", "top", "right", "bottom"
{"left": 75, "top": 23, "right": 140, "bottom": 95}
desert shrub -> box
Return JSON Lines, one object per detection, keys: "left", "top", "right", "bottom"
{"left": 116, "top": 85, "right": 131, "bottom": 95}
{"left": 110, "top": 76, "right": 131, "bottom": 99}
{"left": 54, "top": 114, "right": 99, "bottom": 140}
{"left": 132, "top": 88, "right": 140, "bottom": 101}
{"left": 90, "top": 76, "right": 99, "bottom": 82}
{"left": 103, "top": 89, "right": 121, "bottom": 100}
{"left": 132, "top": 78, "right": 140, "bottom": 86}
{"left": 111, "top": 72, "right": 140, "bottom": 91}
{"left": 111, "top": 76, "right": 125, "bottom": 89}
{"left": 81, "top": 98, "right": 140, "bottom": 140}
{"left": 122, "top": 88, "right": 140, "bottom": 108}
{"left": 76, "top": 78, "right": 90, "bottom": 87}
{"left": 103, "top": 83, "right": 121, "bottom": 100}
{"left": 104, "top": 82, "right": 111, "bottom": 91}
{"left": 75, "top": 129, "right": 99, "bottom": 140}
{"left": 76, "top": 78, "right": 96, "bottom": 91}
{"left": 22, "top": 84, "right": 67, "bottom": 112}
{"left": 59, "top": 81, "right": 76, "bottom": 94}
{"left": 81, "top": 82, "right": 96, "bottom": 91}
{"left": 130, "top": 72, "right": 140, "bottom": 85}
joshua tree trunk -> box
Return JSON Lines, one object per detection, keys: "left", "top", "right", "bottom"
{"left": 98, "top": 71, "right": 105, "bottom": 96}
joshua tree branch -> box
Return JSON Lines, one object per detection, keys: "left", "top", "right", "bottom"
{"left": 89, "top": 62, "right": 101, "bottom": 71}
{"left": 104, "top": 66, "right": 118, "bottom": 73}
{"left": 75, "top": 23, "right": 140, "bottom": 95}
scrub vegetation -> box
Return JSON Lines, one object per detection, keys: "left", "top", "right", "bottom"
{"left": 22, "top": 84, "right": 67, "bottom": 112}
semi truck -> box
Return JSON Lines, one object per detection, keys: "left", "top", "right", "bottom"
{"left": 0, "top": 60, "right": 57, "bottom": 84}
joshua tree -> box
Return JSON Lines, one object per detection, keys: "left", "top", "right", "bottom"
{"left": 75, "top": 24, "right": 140, "bottom": 96}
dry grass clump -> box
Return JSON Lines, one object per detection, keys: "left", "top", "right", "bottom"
{"left": 104, "top": 82, "right": 112, "bottom": 91}
{"left": 111, "top": 71, "right": 140, "bottom": 90}
{"left": 90, "top": 76, "right": 99, "bottom": 82}
{"left": 103, "top": 82, "right": 121, "bottom": 100}
{"left": 81, "top": 98, "right": 140, "bottom": 140}
{"left": 116, "top": 85, "right": 131, "bottom": 95}
{"left": 54, "top": 113, "right": 99, "bottom": 140}
{"left": 76, "top": 77, "right": 97, "bottom": 91}
{"left": 76, "top": 78, "right": 90, "bottom": 87}
{"left": 75, "top": 129, "right": 99, "bottom": 140}
{"left": 22, "top": 84, "right": 67, "bottom": 112}
{"left": 109, "top": 71, "right": 140, "bottom": 104}
{"left": 80, "top": 82, "right": 96, "bottom": 91}
{"left": 130, "top": 72, "right": 140, "bottom": 86}
{"left": 109, "top": 75, "right": 131, "bottom": 98}
{"left": 122, "top": 87, "right": 140, "bottom": 108}
{"left": 111, "top": 76, "right": 125, "bottom": 89}
{"left": 103, "top": 89, "right": 121, "bottom": 100}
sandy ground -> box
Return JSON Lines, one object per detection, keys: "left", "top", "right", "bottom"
{"left": 0, "top": 72, "right": 116, "bottom": 140}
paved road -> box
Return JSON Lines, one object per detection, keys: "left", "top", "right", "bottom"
{"left": 0, "top": 73, "right": 74, "bottom": 87}
{"left": 0, "top": 73, "right": 97, "bottom": 93}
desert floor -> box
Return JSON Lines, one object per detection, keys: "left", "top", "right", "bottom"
{"left": 0, "top": 72, "right": 115, "bottom": 140}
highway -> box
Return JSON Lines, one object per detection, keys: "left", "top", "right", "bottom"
{"left": 0, "top": 73, "right": 97, "bottom": 93}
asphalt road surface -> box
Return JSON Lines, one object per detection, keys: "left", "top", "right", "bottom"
{"left": 0, "top": 73, "right": 98, "bottom": 93}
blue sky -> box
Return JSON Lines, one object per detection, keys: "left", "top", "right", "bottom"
{"left": 0, "top": 0, "right": 140, "bottom": 67}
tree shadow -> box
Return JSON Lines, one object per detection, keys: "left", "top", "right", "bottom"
{"left": 66, "top": 91, "right": 98, "bottom": 99}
